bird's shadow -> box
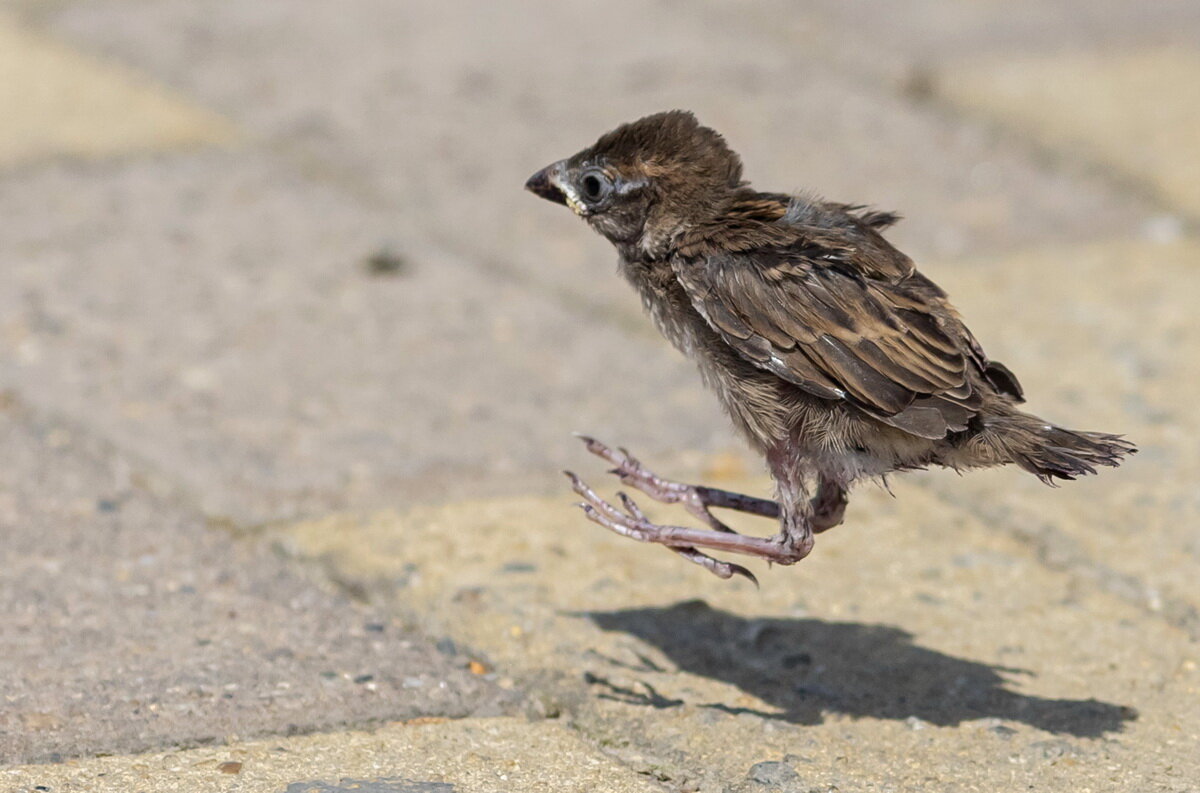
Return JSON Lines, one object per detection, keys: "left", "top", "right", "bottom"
{"left": 585, "top": 600, "right": 1136, "bottom": 738}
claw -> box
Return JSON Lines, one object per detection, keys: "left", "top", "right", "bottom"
{"left": 573, "top": 433, "right": 607, "bottom": 456}
{"left": 579, "top": 503, "right": 606, "bottom": 525}
{"left": 673, "top": 547, "right": 759, "bottom": 586}
{"left": 565, "top": 434, "right": 795, "bottom": 581}
{"left": 726, "top": 562, "right": 759, "bottom": 587}
{"left": 617, "top": 492, "right": 647, "bottom": 521}
{"left": 563, "top": 470, "right": 587, "bottom": 497}
{"left": 578, "top": 503, "right": 602, "bottom": 525}
{"left": 574, "top": 433, "right": 631, "bottom": 468}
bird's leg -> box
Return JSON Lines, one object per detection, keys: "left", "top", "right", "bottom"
{"left": 810, "top": 475, "right": 848, "bottom": 534}
{"left": 575, "top": 435, "right": 779, "bottom": 534}
{"left": 564, "top": 472, "right": 813, "bottom": 584}
{"left": 763, "top": 447, "right": 816, "bottom": 564}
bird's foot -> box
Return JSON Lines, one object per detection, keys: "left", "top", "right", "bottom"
{"left": 564, "top": 471, "right": 813, "bottom": 583}
{"left": 573, "top": 434, "right": 779, "bottom": 533}
{"left": 810, "top": 477, "right": 849, "bottom": 534}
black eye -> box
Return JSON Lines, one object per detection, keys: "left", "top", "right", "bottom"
{"left": 579, "top": 170, "right": 612, "bottom": 203}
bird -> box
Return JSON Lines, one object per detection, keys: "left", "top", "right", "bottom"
{"left": 524, "top": 110, "right": 1134, "bottom": 584}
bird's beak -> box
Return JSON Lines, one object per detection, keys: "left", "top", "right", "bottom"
{"left": 524, "top": 161, "right": 569, "bottom": 207}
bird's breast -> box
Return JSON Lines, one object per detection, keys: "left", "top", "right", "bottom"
{"left": 622, "top": 262, "right": 705, "bottom": 356}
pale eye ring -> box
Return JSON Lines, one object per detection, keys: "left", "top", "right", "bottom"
{"left": 578, "top": 169, "right": 613, "bottom": 204}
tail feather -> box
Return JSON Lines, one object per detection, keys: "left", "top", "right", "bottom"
{"left": 971, "top": 410, "right": 1136, "bottom": 485}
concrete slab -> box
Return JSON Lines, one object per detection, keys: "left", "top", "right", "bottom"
{"left": 1, "top": 717, "right": 666, "bottom": 793}
{"left": 268, "top": 476, "right": 1197, "bottom": 791}
{"left": 0, "top": 14, "right": 233, "bottom": 167}
{"left": 41, "top": 0, "right": 1155, "bottom": 298}
{"left": 0, "top": 401, "right": 513, "bottom": 764}
{"left": 0, "top": 151, "right": 730, "bottom": 524}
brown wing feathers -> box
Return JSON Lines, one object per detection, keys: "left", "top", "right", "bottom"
{"left": 675, "top": 247, "right": 984, "bottom": 439}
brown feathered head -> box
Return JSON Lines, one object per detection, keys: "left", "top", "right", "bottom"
{"left": 525, "top": 111, "right": 744, "bottom": 254}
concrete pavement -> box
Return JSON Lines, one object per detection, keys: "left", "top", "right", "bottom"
{"left": 4, "top": 718, "right": 665, "bottom": 793}
{"left": 1, "top": 1, "right": 1197, "bottom": 790}
{"left": 0, "top": 396, "right": 517, "bottom": 764}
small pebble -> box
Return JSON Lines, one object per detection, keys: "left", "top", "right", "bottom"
{"left": 364, "top": 246, "right": 408, "bottom": 275}
{"left": 747, "top": 760, "right": 800, "bottom": 786}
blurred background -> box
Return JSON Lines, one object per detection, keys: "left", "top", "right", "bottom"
{"left": 1, "top": 0, "right": 1197, "bottom": 784}
{"left": 2, "top": 0, "right": 1197, "bottom": 521}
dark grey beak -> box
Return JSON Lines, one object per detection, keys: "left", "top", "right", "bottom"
{"left": 524, "top": 162, "right": 568, "bottom": 206}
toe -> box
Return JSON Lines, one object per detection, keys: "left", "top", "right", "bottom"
{"left": 617, "top": 491, "right": 647, "bottom": 521}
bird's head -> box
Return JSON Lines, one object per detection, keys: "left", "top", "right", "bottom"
{"left": 525, "top": 110, "right": 744, "bottom": 256}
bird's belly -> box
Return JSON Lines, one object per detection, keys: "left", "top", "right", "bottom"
{"left": 700, "top": 353, "right": 939, "bottom": 479}
{"left": 693, "top": 346, "right": 800, "bottom": 452}
{"left": 788, "top": 399, "right": 940, "bottom": 479}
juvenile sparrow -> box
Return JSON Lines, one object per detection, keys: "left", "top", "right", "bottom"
{"left": 526, "top": 110, "right": 1134, "bottom": 583}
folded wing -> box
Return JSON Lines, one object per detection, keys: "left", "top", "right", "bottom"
{"left": 673, "top": 251, "right": 992, "bottom": 439}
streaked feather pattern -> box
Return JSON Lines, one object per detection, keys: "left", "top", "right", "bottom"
{"left": 671, "top": 194, "right": 999, "bottom": 439}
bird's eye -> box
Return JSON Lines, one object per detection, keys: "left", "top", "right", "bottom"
{"left": 579, "top": 170, "right": 612, "bottom": 204}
